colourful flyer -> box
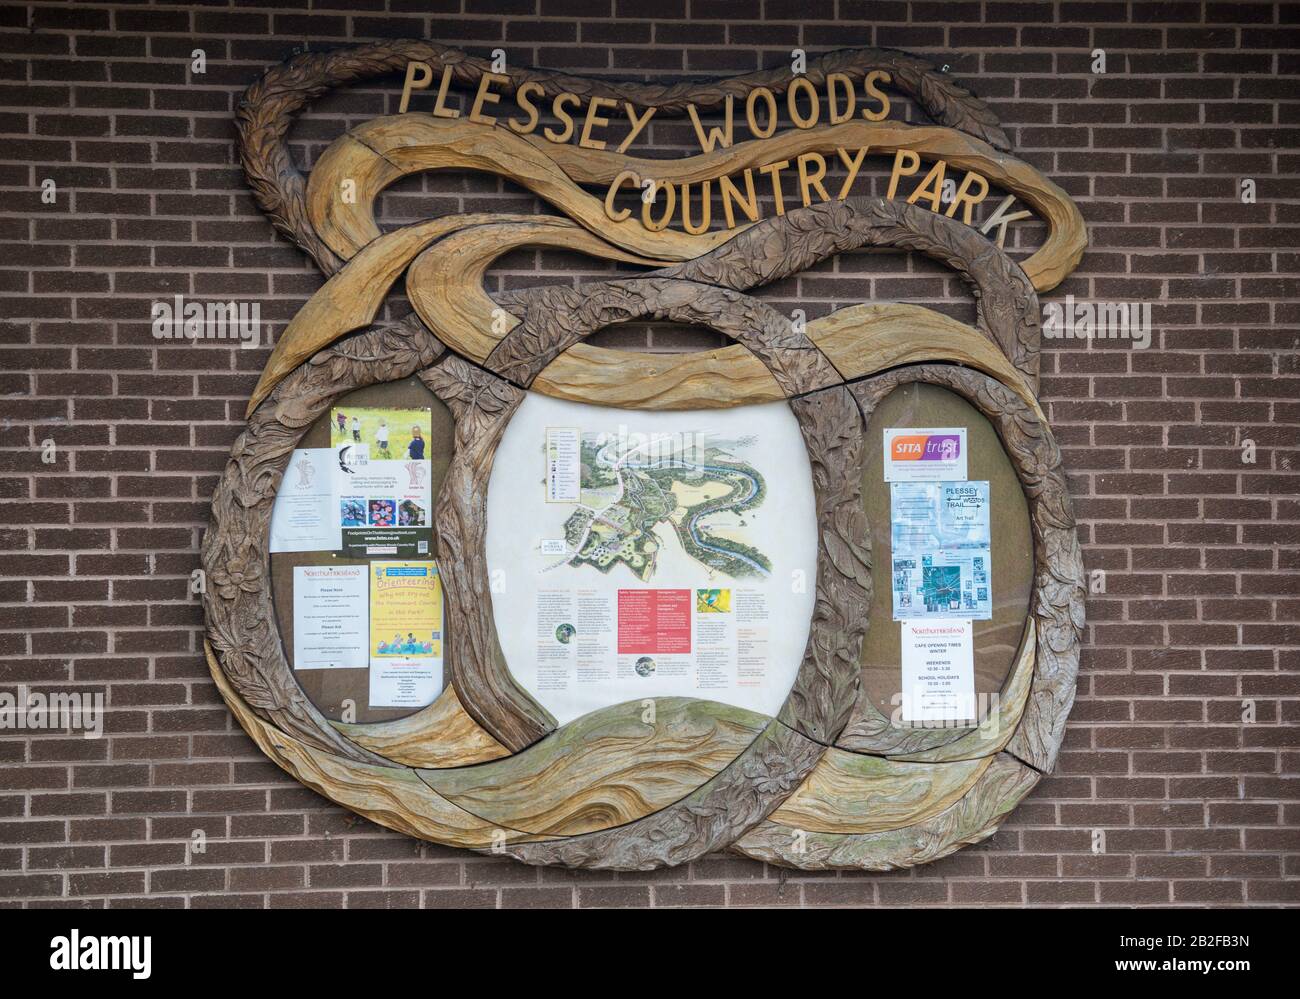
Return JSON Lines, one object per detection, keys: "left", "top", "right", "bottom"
{"left": 883, "top": 427, "right": 968, "bottom": 482}
{"left": 331, "top": 406, "right": 434, "bottom": 557}
{"left": 368, "top": 561, "right": 443, "bottom": 708}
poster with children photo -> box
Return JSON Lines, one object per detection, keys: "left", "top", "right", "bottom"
{"left": 329, "top": 406, "right": 435, "bottom": 558}
{"left": 329, "top": 406, "right": 430, "bottom": 461}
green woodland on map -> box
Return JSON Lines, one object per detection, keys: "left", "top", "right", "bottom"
{"left": 558, "top": 429, "right": 772, "bottom": 582}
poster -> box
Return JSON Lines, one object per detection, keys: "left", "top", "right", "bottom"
{"left": 269, "top": 449, "right": 341, "bottom": 553}
{"left": 291, "top": 565, "right": 368, "bottom": 669}
{"left": 331, "top": 407, "right": 433, "bottom": 557}
{"left": 487, "top": 396, "right": 818, "bottom": 725}
{"left": 532, "top": 585, "right": 771, "bottom": 700}
{"left": 890, "top": 481, "right": 992, "bottom": 620}
{"left": 883, "top": 427, "right": 968, "bottom": 481}
{"left": 368, "top": 561, "right": 443, "bottom": 708}
{"left": 899, "top": 619, "right": 976, "bottom": 723}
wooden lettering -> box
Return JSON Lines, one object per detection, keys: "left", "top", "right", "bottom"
{"left": 787, "top": 77, "right": 820, "bottom": 129}
{"left": 431, "top": 64, "right": 460, "bottom": 119}
{"left": 687, "top": 97, "right": 735, "bottom": 153}
{"left": 797, "top": 152, "right": 831, "bottom": 207}
{"left": 862, "top": 70, "right": 891, "bottom": 121}
{"left": 508, "top": 82, "right": 543, "bottom": 134}
{"left": 468, "top": 72, "right": 508, "bottom": 126}
{"left": 745, "top": 87, "right": 778, "bottom": 139}
{"left": 544, "top": 93, "right": 581, "bottom": 143}
{"left": 681, "top": 180, "right": 712, "bottom": 234}
{"left": 398, "top": 61, "right": 433, "bottom": 115}
{"left": 719, "top": 171, "right": 760, "bottom": 229}
{"left": 579, "top": 96, "right": 616, "bottom": 150}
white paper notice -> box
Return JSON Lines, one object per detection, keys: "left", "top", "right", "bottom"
{"left": 369, "top": 661, "right": 440, "bottom": 709}
{"left": 883, "top": 427, "right": 968, "bottom": 482}
{"left": 291, "top": 564, "right": 368, "bottom": 669}
{"left": 270, "top": 449, "right": 342, "bottom": 552}
{"left": 899, "top": 619, "right": 976, "bottom": 722}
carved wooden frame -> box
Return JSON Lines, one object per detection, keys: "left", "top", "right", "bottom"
{"left": 202, "top": 41, "right": 1087, "bottom": 871}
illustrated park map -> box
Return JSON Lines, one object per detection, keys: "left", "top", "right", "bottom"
{"left": 555, "top": 430, "right": 771, "bottom": 582}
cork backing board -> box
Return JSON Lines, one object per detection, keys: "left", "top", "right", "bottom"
{"left": 269, "top": 375, "right": 456, "bottom": 724}
{"left": 858, "top": 382, "right": 1033, "bottom": 719}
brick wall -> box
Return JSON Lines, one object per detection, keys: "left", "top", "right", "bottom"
{"left": 1, "top": 1, "right": 1297, "bottom": 909}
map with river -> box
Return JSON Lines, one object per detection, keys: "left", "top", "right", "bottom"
{"left": 557, "top": 428, "right": 771, "bottom": 582}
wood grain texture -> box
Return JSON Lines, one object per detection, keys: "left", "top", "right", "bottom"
{"left": 254, "top": 206, "right": 1046, "bottom": 418}
{"left": 769, "top": 750, "right": 992, "bottom": 834}
{"left": 404, "top": 219, "right": 670, "bottom": 363}
{"left": 500, "top": 719, "right": 826, "bottom": 870}
{"left": 487, "top": 277, "right": 843, "bottom": 396}
{"left": 778, "top": 386, "right": 871, "bottom": 745}
{"left": 813, "top": 304, "right": 1042, "bottom": 418}
{"left": 418, "top": 355, "right": 557, "bottom": 752}
{"left": 206, "top": 642, "right": 547, "bottom": 849}
{"left": 318, "top": 113, "right": 1079, "bottom": 291}
{"left": 236, "top": 40, "right": 1009, "bottom": 274}
{"left": 307, "top": 116, "right": 739, "bottom": 263}
{"left": 501, "top": 302, "right": 1040, "bottom": 414}
{"left": 533, "top": 341, "right": 785, "bottom": 410}
{"left": 419, "top": 698, "right": 767, "bottom": 837}
{"left": 333, "top": 684, "right": 509, "bottom": 769}
{"left": 732, "top": 751, "right": 1040, "bottom": 870}
{"left": 247, "top": 217, "right": 471, "bottom": 416}
{"left": 645, "top": 198, "right": 1043, "bottom": 386}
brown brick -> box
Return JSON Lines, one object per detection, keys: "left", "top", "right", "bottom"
{"left": 0, "top": 0, "right": 1295, "bottom": 913}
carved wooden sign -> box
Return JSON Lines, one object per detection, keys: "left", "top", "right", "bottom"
{"left": 203, "top": 41, "right": 1086, "bottom": 870}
